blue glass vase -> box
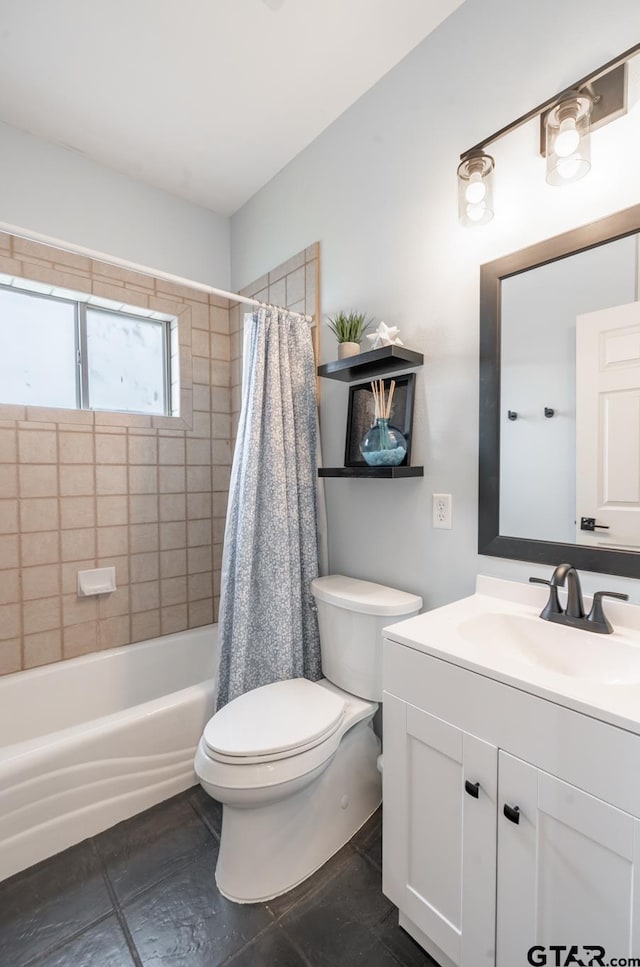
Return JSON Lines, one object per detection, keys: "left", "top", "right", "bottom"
{"left": 360, "top": 418, "right": 407, "bottom": 467}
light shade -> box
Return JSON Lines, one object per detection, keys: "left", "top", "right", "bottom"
{"left": 544, "top": 90, "right": 593, "bottom": 186}
{"left": 457, "top": 153, "right": 495, "bottom": 227}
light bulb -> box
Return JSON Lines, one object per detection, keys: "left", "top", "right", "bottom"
{"left": 466, "top": 203, "right": 487, "bottom": 223}
{"left": 555, "top": 157, "right": 582, "bottom": 180}
{"left": 553, "top": 117, "right": 580, "bottom": 158}
{"left": 465, "top": 171, "right": 486, "bottom": 205}
{"left": 457, "top": 151, "right": 494, "bottom": 226}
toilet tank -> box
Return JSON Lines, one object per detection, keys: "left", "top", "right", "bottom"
{"left": 310, "top": 575, "right": 422, "bottom": 701}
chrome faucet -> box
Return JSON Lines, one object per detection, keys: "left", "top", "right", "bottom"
{"left": 529, "top": 563, "right": 628, "bottom": 634}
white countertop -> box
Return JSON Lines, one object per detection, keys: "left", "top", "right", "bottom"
{"left": 383, "top": 575, "right": 640, "bottom": 736}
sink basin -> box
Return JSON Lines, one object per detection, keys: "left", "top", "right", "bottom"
{"left": 458, "top": 611, "right": 640, "bottom": 685}
{"left": 383, "top": 576, "right": 640, "bottom": 734}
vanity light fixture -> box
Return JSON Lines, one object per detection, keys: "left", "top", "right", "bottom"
{"left": 457, "top": 42, "right": 638, "bottom": 226}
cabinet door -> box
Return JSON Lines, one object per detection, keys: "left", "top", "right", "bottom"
{"left": 497, "top": 751, "right": 640, "bottom": 965}
{"left": 383, "top": 693, "right": 497, "bottom": 967}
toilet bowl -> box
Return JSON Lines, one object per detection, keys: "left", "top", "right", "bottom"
{"left": 195, "top": 574, "right": 422, "bottom": 903}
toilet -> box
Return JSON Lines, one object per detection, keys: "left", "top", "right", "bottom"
{"left": 194, "top": 574, "right": 422, "bottom": 903}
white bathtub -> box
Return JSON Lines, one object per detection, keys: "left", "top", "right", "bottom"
{"left": 0, "top": 624, "right": 217, "bottom": 882}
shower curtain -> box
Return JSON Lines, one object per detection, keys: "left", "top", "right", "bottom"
{"left": 215, "top": 307, "right": 322, "bottom": 709}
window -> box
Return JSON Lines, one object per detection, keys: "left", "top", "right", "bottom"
{"left": 0, "top": 282, "right": 174, "bottom": 416}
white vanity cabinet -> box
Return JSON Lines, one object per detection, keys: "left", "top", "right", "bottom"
{"left": 383, "top": 692, "right": 497, "bottom": 967}
{"left": 496, "top": 752, "right": 640, "bottom": 965}
{"left": 382, "top": 632, "right": 640, "bottom": 967}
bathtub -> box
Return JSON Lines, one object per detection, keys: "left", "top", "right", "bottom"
{"left": 0, "top": 624, "right": 217, "bottom": 882}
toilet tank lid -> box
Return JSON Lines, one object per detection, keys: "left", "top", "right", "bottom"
{"left": 311, "top": 575, "right": 422, "bottom": 616}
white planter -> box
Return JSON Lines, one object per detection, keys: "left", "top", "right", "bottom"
{"left": 338, "top": 342, "right": 360, "bottom": 359}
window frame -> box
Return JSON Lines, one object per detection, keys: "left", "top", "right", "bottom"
{"left": 0, "top": 282, "right": 173, "bottom": 417}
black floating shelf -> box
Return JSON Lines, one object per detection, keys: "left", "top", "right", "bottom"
{"left": 319, "top": 466, "right": 424, "bottom": 479}
{"left": 317, "top": 345, "right": 424, "bottom": 382}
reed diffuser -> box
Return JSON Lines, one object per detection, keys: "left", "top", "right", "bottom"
{"left": 360, "top": 379, "right": 407, "bottom": 467}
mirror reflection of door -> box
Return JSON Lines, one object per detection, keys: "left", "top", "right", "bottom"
{"left": 499, "top": 233, "right": 639, "bottom": 544}
{"left": 576, "top": 301, "right": 640, "bottom": 550}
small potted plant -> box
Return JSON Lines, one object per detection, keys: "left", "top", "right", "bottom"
{"left": 326, "top": 311, "right": 372, "bottom": 359}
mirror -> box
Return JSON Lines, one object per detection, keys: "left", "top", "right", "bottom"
{"left": 479, "top": 203, "right": 640, "bottom": 578}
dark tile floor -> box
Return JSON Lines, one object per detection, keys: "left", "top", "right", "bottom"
{"left": 0, "top": 788, "right": 438, "bottom": 967}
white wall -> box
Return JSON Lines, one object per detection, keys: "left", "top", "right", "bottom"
{"left": 230, "top": 0, "right": 640, "bottom": 606}
{"left": 0, "top": 121, "right": 230, "bottom": 287}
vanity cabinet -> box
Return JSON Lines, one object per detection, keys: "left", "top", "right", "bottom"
{"left": 497, "top": 752, "right": 640, "bottom": 965}
{"left": 382, "top": 637, "right": 640, "bottom": 967}
{"left": 383, "top": 693, "right": 497, "bottom": 967}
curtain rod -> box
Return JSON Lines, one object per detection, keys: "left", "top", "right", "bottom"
{"left": 204, "top": 283, "right": 314, "bottom": 323}
{"left": 0, "top": 221, "right": 314, "bottom": 324}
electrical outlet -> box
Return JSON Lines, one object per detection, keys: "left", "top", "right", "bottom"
{"left": 432, "top": 493, "right": 452, "bottom": 529}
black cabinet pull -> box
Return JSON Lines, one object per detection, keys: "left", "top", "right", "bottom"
{"left": 503, "top": 803, "right": 520, "bottom": 824}
{"left": 465, "top": 780, "right": 479, "bottom": 799}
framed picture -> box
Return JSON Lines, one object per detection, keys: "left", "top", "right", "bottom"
{"left": 344, "top": 373, "right": 416, "bottom": 467}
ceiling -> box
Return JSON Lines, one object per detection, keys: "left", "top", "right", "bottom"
{"left": 0, "top": 0, "right": 464, "bottom": 216}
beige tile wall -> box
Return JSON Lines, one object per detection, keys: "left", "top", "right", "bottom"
{"left": 230, "top": 243, "right": 320, "bottom": 436}
{"left": 0, "top": 233, "right": 231, "bottom": 676}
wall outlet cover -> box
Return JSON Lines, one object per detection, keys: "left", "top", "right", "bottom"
{"left": 433, "top": 493, "right": 452, "bottom": 529}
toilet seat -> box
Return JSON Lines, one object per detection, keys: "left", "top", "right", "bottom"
{"left": 195, "top": 680, "right": 378, "bottom": 803}
{"left": 203, "top": 678, "right": 346, "bottom": 765}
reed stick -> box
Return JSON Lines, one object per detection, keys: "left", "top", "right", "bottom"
{"left": 372, "top": 378, "right": 398, "bottom": 420}
{"left": 386, "top": 379, "right": 396, "bottom": 419}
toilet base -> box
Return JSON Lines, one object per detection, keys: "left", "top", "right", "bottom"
{"left": 214, "top": 718, "right": 382, "bottom": 903}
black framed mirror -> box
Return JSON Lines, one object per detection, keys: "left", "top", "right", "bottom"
{"left": 479, "top": 203, "right": 640, "bottom": 579}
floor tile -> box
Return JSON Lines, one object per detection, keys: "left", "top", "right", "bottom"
{"left": 28, "top": 914, "right": 137, "bottom": 967}
{"left": 186, "top": 784, "right": 222, "bottom": 838}
{"left": 0, "top": 841, "right": 113, "bottom": 967}
{"left": 351, "top": 807, "right": 382, "bottom": 870}
{"left": 266, "top": 842, "right": 356, "bottom": 921}
{"left": 224, "top": 922, "right": 308, "bottom": 966}
{"left": 94, "top": 794, "right": 214, "bottom": 903}
{"left": 1, "top": 792, "right": 430, "bottom": 967}
{"left": 376, "top": 910, "right": 440, "bottom": 967}
{"left": 124, "top": 848, "right": 273, "bottom": 967}
{"left": 281, "top": 851, "right": 394, "bottom": 966}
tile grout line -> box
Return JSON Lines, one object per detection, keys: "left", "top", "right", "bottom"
{"left": 266, "top": 844, "right": 357, "bottom": 923}
{"left": 276, "top": 921, "right": 317, "bottom": 967}
{"left": 376, "top": 906, "right": 437, "bottom": 967}
{"left": 89, "top": 816, "right": 217, "bottom": 911}
{"left": 21, "top": 909, "right": 116, "bottom": 967}
{"left": 352, "top": 841, "right": 382, "bottom": 874}
{"left": 216, "top": 919, "right": 279, "bottom": 967}
{"left": 89, "top": 838, "right": 145, "bottom": 967}
{"left": 185, "top": 791, "right": 221, "bottom": 842}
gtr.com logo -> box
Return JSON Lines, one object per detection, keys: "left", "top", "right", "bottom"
{"left": 527, "top": 946, "right": 640, "bottom": 966}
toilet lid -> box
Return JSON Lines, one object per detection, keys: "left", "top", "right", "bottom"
{"left": 203, "top": 678, "right": 345, "bottom": 760}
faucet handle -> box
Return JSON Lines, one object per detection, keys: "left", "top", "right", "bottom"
{"left": 586, "top": 591, "right": 629, "bottom": 634}
{"left": 529, "top": 576, "right": 563, "bottom": 618}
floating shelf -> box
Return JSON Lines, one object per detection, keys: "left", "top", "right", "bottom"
{"left": 317, "top": 345, "right": 424, "bottom": 382}
{"left": 319, "top": 466, "right": 424, "bottom": 479}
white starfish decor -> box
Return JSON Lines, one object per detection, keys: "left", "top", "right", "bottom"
{"left": 366, "top": 320, "right": 404, "bottom": 350}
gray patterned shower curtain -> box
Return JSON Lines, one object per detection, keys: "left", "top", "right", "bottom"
{"left": 214, "top": 308, "right": 322, "bottom": 710}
